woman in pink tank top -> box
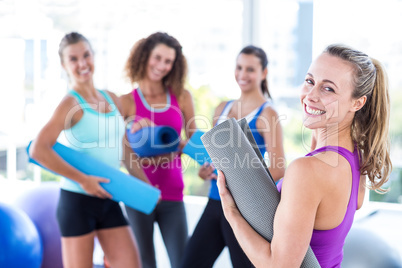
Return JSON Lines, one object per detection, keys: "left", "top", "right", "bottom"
{"left": 217, "top": 44, "right": 392, "bottom": 267}
{"left": 119, "top": 32, "right": 196, "bottom": 268}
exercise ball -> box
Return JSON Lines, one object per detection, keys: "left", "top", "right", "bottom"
{"left": 343, "top": 227, "right": 402, "bottom": 268}
{"left": 0, "top": 202, "right": 43, "bottom": 268}
{"left": 14, "top": 182, "right": 63, "bottom": 268}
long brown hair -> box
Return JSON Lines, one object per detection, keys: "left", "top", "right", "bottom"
{"left": 324, "top": 44, "right": 392, "bottom": 192}
{"left": 239, "top": 45, "right": 271, "bottom": 99}
{"left": 124, "top": 32, "right": 187, "bottom": 97}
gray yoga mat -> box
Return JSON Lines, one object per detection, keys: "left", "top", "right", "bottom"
{"left": 201, "top": 118, "right": 320, "bottom": 267}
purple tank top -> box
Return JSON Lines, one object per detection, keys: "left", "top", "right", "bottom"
{"left": 277, "top": 145, "right": 361, "bottom": 268}
{"left": 132, "top": 88, "right": 184, "bottom": 201}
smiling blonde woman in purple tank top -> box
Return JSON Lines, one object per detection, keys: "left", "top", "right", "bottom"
{"left": 218, "top": 44, "right": 392, "bottom": 267}
{"left": 119, "top": 32, "right": 197, "bottom": 268}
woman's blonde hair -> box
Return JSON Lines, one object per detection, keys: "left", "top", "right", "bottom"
{"left": 324, "top": 44, "right": 392, "bottom": 192}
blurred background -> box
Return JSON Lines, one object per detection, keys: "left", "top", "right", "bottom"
{"left": 1, "top": 0, "right": 401, "bottom": 202}
{"left": 0, "top": 0, "right": 401, "bottom": 266}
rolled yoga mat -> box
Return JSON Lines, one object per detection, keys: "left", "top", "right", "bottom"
{"left": 200, "top": 118, "right": 320, "bottom": 267}
{"left": 182, "top": 129, "right": 217, "bottom": 175}
{"left": 26, "top": 141, "right": 160, "bottom": 215}
{"left": 126, "top": 125, "right": 180, "bottom": 157}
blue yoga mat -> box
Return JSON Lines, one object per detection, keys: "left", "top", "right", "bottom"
{"left": 26, "top": 141, "right": 160, "bottom": 214}
{"left": 182, "top": 130, "right": 217, "bottom": 175}
{"left": 126, "top": 125, "right": 180, "bottom": 157}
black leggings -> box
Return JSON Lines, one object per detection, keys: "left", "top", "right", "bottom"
{"left": 125, "top": 200, "right": 188, "bottom": 268}
{"left": 180, "top": 199, "right": 254, "bottom": 268}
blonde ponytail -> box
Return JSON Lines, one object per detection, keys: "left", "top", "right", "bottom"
{"left": 324, "top": 45, "right": 392, "bottom": 192}
{"left": 356, "top": 59, "right": 392, "bottom": 192}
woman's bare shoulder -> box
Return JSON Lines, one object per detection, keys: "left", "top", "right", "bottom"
{"left": 118, "top": 91, "right": 135, "bottom": 118}
{"left": 286, "top": 151, "right": 349, "bottom": 187}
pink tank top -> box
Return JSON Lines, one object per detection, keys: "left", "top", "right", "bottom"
{"left": 277, "top": 145, "right": 361, "bottom": 268}
{"left": 132, "top": 88, "right": 184, "bottom": 201}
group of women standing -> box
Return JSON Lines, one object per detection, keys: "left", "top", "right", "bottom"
{"left": 30, "top": 30, "right": 392, "bottom": 268}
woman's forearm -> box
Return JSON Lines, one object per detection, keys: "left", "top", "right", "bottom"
{"left": 226, "top": 210, "right": 272, "bottom": 267}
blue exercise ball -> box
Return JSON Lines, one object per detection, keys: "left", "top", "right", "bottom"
{"left": 13, "top": 182, "right": 63, "bottom": 268}
{"left": 0, "top": 202, "right": 43, "bottom": 268}
{"left": 343, "top": 226, "right": 402, "bottom": 268}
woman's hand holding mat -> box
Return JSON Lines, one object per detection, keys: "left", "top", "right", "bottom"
{"left": 27, "top": 141, "right": 160, "bottom": 214}
{"left": 200, "top": 118, "right": 320, "bottom": 267}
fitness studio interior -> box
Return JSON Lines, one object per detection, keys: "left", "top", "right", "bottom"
{"left": 0, "top": 0, "right": 401, "bottom": 267}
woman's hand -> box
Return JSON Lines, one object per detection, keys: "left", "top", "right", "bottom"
{"left": 130, "top": 118, "right": 155, "bottom": 133}
{"left": 198, "top": 163, "right": 217, "bottom": 181}
{"left": 177, "top": 139, "right": 187, "bottom": 154}
{"left": 80, "top": 175, "right": 112, "bottom": 199}
{"left": 217, "top": 170, "right": 274, "bottom": 267}
{"left": 217, "top": 170, "right": 241, "bottom": 220}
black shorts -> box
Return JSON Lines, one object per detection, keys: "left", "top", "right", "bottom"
{"left": 56, "top": 189, "right": 128, "bottom": 237}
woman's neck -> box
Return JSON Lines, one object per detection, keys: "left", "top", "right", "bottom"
{"left": 228, "top": 89, "right": 267, "bottom": 119}
{"left": 138, "top": 80, "right": 165, "bottom": 96}
{"left": 313, "top": 123, "right": 354, "bottom": 151}
{"left": 70, "top": 81, "right": 97, "bottom": 98}
{"left": 238, "top": 88, "right": 266, "bottom": 106}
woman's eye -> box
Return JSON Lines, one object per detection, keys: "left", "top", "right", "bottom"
{"left": 324, "top": 87, "right": 335, "bottom": 93}
{"left": 305, "top": 78, "right": 313, "bottom": 85}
